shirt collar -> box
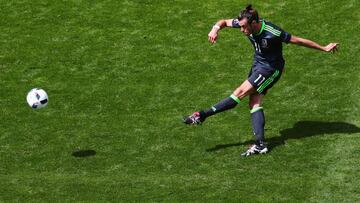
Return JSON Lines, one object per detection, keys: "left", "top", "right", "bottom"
{"left": 255, "top": 20, "right": 265, "bottom": 36}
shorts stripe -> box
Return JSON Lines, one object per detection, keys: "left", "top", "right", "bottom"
{"left": 257, "top": 70, "right": 280, "bottom": 93}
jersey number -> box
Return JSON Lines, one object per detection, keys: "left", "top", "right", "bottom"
{"left": 254, "top": 41, "right": 261, "bottom": 53}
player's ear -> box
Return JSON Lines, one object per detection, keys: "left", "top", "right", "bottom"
{"left": 249, "top": 20, "right": 256, "bottom": 26}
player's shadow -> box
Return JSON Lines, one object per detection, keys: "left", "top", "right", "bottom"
{"left": 206, "top": 121, "right": 360, "bottom": 152}
{"left": 72, "top": 149, "right": 96, "bottom": 157}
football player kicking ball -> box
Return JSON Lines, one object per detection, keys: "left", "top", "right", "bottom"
{"left": 183, "top": 5, "right": 338, "bottom": 156}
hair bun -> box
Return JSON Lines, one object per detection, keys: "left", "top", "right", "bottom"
{"left": 246, "top": 4, "right": 252, "bottom": 10}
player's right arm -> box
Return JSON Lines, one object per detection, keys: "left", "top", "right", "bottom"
{"left": 208, "top": 19, "right": 234, "bottom": 44}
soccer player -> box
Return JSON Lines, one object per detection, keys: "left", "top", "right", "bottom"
{"left": 183, "top": 5, "right": 338, "bottom": 156}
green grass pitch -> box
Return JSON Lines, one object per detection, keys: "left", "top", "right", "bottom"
{"left": 1, "top": 0, "right": 360, "bottom": 202}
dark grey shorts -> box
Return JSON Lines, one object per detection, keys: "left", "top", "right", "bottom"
{"left": 248, "top": 67, "right": 282, "bottom": 94}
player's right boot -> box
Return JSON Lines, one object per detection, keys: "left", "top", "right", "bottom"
{"left": 183, "top": 112, "right": 205, "bottom": 125}
{"left": 241, "top": 143, "right": 268, "bottom": 157}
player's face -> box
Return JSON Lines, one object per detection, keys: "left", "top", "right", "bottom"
{"left": 238, "top": 18, "right": 254, "bottom": 36}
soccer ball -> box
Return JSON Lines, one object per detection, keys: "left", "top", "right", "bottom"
{"left": 26, "top": 88, "right": 49, "bottom": 109}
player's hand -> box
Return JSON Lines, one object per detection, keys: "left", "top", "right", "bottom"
{"left": 208, "top": 29, "right": 218, "bottom": 44}
{"left": 323, "top": 43, "right": 339, "bottom": 53}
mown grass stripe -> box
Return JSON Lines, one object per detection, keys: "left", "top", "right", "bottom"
{"left": 0, "top": 1, "right": 358, "bottom": 202}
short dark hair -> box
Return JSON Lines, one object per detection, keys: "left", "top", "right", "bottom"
{"left": 238, "top": 5, "right": 259, "bottom": 23}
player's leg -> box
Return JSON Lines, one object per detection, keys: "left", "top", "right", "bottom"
{"left": 205, "top": 80, "right": 256, "bottom": 116}
{"left": 241, "top": 68, "right": 283, "bottom": 156}
{"left": 183, "top": 80, "right": 256, "bottom": 125}
{"left": 249, "top": 93, "right": 266, "bottom": 146}
{"left": 241, "top": 93, "right": 269, "bottom": 156}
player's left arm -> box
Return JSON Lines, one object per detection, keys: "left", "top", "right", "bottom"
{"left": 289, "top": 35, "right": 339, "bottom": 52}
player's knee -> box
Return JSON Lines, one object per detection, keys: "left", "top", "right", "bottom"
{"left": 249, "top": 94, "right": 263, "bottom": 109}
{"left": 233, "top": 88, "right": 246, "bottom": 99}
{"left": 233, "top": 82, "right": 256, "bottom": 99}
{"left": 249, "top": 102, "right": 261, "bottom": 110}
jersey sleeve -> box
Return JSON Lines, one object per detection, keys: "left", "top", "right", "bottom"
{"left": 280, "top": 30, "right": 291, "bottom": 43}
{"left": 232, "top": 18, "right": 240, "bottom": 28}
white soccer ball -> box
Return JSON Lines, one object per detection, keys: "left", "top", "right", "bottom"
{"left": 26, "top": 88, "right": 49, "bottom": 109}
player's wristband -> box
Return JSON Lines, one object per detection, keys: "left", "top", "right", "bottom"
{"left": 213, "top": 25, "right": 220, "bottom": 30}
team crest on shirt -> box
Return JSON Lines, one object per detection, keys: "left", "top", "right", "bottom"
{"left": 261, "top": 39, "right": 268, "bottom": 48}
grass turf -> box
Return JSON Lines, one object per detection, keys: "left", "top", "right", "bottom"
{"left": 0, "top": 0, "right": 360, "bottom": 202}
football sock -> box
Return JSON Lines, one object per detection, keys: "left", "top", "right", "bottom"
{"left": 251, "top": 107, "right": 265, "bottom": 146}
{"left": 200, "top": 94, "right": 241, "bottom": 118}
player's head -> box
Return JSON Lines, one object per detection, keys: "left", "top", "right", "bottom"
{"left": 237, "top": 5, "right": 259, "bottom": 36}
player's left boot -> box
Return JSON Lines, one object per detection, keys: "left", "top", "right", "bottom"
{"left": 241, "top": 143, "right": 268, "bottom": 157}
{"left": 183, "top": 112, "right": 205, "bottom": 125}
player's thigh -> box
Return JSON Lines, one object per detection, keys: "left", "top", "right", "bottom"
{"left": 248, "top": 68, "right": 282, "bottom": 94}
{"left": 233, "top": 80, "right": 257, "bottom": 99}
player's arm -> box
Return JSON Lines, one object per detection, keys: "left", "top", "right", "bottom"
{"left": 208, "top": 19, "right": 234, "bottom": 44}
{"left": 289, "top": 35, "right": 338, "bottom": 52}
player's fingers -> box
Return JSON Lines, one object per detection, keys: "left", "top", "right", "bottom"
{"left": 330, "top": 45, "right": 335, "bottom": 52}
{"left": 327, "top": 44, "right": 336, "bottom": 52}
{"left": 208, "top": 36, "right": 214, "bottom": 43}
{"left": 332, "top": 47, "right": 338, "bottom": 53}
{"left": 210, "top": 36, "right": 216, "bottom": 44}
{"left": 332, "top": 44, "right": 339, "bottom": 52}
{"left": 330, "top": 47, "right": 335, "bottom": 53}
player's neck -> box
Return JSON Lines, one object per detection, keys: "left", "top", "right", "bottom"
{"left": 253, "top": 21, "right": 263, "bottom": 35}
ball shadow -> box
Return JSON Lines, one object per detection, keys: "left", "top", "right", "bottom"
{"left": 72, "top": 149, "right": 97, "bottom": 157}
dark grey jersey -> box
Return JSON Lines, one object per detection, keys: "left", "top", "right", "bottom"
{"left": 232, "top": 19, "right": 292, "bottom": 70}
